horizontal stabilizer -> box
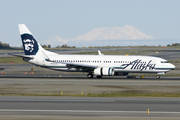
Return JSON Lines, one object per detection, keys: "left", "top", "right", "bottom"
{"left": 8, "top": 53, "right": 34, "bottom": 59}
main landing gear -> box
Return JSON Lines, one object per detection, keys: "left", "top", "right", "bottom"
{"left": 87, "top": 74, "right": 102, "bottom": 78}
{"left": 87, "top": 73, "right": 93, "bottom": 78}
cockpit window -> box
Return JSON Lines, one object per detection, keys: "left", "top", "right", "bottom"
{"left": 161, "top": 61, "right": 168, "bottom": 63}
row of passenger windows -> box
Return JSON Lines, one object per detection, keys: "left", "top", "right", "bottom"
{"left": 52, "top": 60, "right": 169, "bottom": 64}
{"left": 114, "top": 61, "right": 130, "bottom": 63}
{"left": 53, "top": 60, "right": 102, "bottom": 63}
{"left": 115, "top": 61, "right": 147, "bottom": 63}
{"left": 53, "top": 60, "right": 132, "bottom": 63}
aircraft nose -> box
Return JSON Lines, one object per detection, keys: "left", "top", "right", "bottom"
{"left": 168, "top": 63, "right": 175, "bottom": 70}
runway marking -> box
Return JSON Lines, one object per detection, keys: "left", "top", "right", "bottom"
{"left": 0, "top": 99, "right": 115, "bottom": 102}
{"left": 0, "top": 109, "right": 180, "bottom": 114}
{"left": 2, "top": 79, "right": 180, "bottom": 83}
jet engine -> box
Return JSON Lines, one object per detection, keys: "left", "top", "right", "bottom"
{"left": 94, "top": 67, "right": 114, "bottom": 76}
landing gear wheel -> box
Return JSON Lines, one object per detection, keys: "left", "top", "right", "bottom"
{"left": 96, "top": 76, "right": 102, "bottom": 78}
{"left": 87, "top": 74, "right": 93, "bottom": 78}
{"left": 156, "top": 75, "right": 160, "bottom": 79}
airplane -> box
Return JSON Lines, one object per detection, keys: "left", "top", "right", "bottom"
{"left": 13, "top": 24, "right": 175, "bottom": 79}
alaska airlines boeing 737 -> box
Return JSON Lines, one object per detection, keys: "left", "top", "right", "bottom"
{"left": 14, "top": 24, "right": 175, "bottom": 79}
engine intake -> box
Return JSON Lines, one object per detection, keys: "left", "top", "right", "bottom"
{"left": 94, "top": 67, "right": 114, "bottom": 76}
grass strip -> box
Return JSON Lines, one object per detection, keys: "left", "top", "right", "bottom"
{"left": 1, "top": 93, "right": 180, "bottom": 97}
{"left": 0, "top": 57, "right": 27, "bottom": 64}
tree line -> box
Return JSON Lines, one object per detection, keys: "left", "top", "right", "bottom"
{"left": 41, "top": 44, "right": 76, "bottom": 48}
{"left": 167, "top": 43, "right": 180, "bottom": 46}
{"left": 0, "top": 42, "right": 11, "bottom": 49}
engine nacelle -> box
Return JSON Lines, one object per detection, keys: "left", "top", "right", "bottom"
{"left": 114, "top": 72, "right": 129, "bottom": 76}
{"left": 94, "top": 67, "right": 114, "bottom": 76}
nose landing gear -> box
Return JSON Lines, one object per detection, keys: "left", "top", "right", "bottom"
{"left": 156, "top": 75, "right": 160, "bottom": 79}
{"left": 156, "top": 72, "right": 165, "bottom": 79}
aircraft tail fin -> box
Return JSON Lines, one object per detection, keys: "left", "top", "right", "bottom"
{"left": 18, "top": 24, "right": 44, "bottom": 55}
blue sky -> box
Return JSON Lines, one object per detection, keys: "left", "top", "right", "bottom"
{"left": 0, "top": 0, "right": 180, "bottom": 47}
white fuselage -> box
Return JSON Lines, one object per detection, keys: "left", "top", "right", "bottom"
{"left": 26, "top": 53, "right": 175, "bottom": 74}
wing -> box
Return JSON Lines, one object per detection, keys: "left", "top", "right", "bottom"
{"left": 66, "top": 63, "right": 98, "bottom": 71}
{"left": 49, "top": 60, "right": 98, "bottom": 72}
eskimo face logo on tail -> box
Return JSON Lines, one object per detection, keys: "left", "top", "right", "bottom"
{"left": 21, "top": 34, "right": 39, "bottom": 55}
{"left": 24, "top": 39, "right": 34, "bottom": 52}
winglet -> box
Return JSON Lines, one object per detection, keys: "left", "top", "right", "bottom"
{"left": 98, "top": 50, "right": 104, "bottom": 55}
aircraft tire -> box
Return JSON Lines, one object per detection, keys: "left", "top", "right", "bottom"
{"left": 87, "top": 74, "right": 93, "bottom": 78}
{"left": 156, "top": 75, "right": 160, "bottom": 79}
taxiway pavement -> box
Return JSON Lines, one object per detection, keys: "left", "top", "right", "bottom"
{"left": 0, "top": 96, "right": 180, "bottom": 119}
{"left": 0, "top": 78, "right": 180, "bottom": 95}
